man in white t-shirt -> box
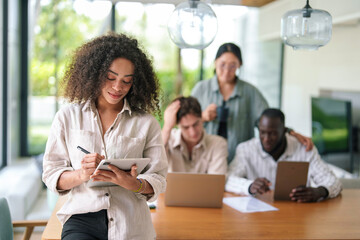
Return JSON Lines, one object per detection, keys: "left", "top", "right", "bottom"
{"left": 226, "top": 108, "right": 342, "bottom": 202}
{"left": 162, "top": 96, "right": 227, "bottom": 174}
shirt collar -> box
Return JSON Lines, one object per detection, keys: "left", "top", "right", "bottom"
{"left": 211, "top": 75, "right": 244, "bottom": 98}
{"left": 83, "top": 99, "right": 96, "bottom": 113}
{"left": 257, "top": 133, "right": 295, "bottom": 160}
{"left": 196, "top": 131, "right": 208, "bottom": 149}
{"left": 84, "top": 98, "right": 132, "bottom": 116}
{"left": 232, "top": 77, "right": 244, "bottom": 98}
{"left": 258, "top": 141, "right": 270, "bottom": 159}
{"left": 282, "top": 134, "right": 297, "bottom": 157}
{"left": 120, "top": 98, "right": 132, "bottom": 116}
{"left": 172, "top": 129, "right": 207, "bottom": 150}
{"left": 210, "top": 75, "right": 220, "bottom": 92}
{"left": 172, "top": 129, "right": 182, "bottom": 149}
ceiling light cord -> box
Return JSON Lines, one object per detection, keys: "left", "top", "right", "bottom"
{"left": 303, "top": 0, "right": 312, "bottom": 18}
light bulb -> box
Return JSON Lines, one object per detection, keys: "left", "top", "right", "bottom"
{"left": 301, "top": 17, "right": 309, "bottom": 36}
{"left": 168, "top": 0, "right": 217, "bottom": 50}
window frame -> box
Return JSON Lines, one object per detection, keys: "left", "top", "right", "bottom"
{"left": 1, "top": 0, "right": 8, "bottom": 168}
{"left": 20, "top": 0, "right": 29, "bottom": 157}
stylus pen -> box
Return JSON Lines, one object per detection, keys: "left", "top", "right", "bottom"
{"left": 77, "top": 146, "right": 90, "bottom": 154}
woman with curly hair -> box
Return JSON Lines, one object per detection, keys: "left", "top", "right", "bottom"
{"left": 42, "top": 33, "right": 168, "bottom": 240}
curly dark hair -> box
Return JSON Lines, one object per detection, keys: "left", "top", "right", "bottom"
{"left": 61, "top": 32, "right": 160, "bottom": 115}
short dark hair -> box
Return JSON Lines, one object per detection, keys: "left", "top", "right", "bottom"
{"left": 173, "top": 96, "right": 202, "bottom": 123}
{"left": 215, "top": 42, "right": 242, "bottom": 64}
{"left": 61, "top": 32, "right": 160, "bottom": 115}
{"left": 259, "top": 108, "right": 285, "bottom": 125}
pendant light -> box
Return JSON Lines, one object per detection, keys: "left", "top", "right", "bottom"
{"left": 281, "top": 0, "right": 332, "bottom": 50}
{"left": 167, "top": 0, "right": 217, "bottom": 50}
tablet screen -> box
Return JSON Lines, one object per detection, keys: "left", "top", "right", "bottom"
{"left": 87, "top": 158, "right": 150, "bottom": 187}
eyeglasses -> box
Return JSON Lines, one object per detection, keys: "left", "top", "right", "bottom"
{"left": 217, "top": 63, "right": 238, "bottom": 71}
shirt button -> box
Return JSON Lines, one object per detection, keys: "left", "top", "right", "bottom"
{"left": 109, "top": 218, "right": 114, "bottom": 221}
{"left": 105, "top": 193, "right": 109, "bottom": 196}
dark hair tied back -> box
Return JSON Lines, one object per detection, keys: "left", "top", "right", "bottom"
{"left": 215, "top": 42, "right": 242, "bottom": 64}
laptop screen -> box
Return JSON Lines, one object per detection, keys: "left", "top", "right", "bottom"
{"left": 165, "top": 172, "right": 225, "bottom": 208}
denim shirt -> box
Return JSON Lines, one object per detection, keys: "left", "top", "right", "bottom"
{"left": 191, "top": 75, "right": 268, "bottom": 163}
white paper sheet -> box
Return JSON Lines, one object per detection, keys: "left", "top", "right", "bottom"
{"left": 223, "top": 197, "right": 278, "bottom": 213}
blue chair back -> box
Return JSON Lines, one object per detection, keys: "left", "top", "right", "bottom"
{"left": 0, "top": 197, "right": 14, "bottom": 240}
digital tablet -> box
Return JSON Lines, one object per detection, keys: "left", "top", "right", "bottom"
{"left": 274, "top": 161, "right": 309, "bottom": 201}
{"left": 87, "top": 158, "right": 151, "bottom": 187}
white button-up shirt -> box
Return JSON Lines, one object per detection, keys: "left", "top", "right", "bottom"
{"left": 42, "top": 99, "right": 168, "bottom": 240}
{"left": 226, "top": 134, "right": 342, "bottom": 198}
{"left": 166, "top": 128, "right": 227, "bottom": 174}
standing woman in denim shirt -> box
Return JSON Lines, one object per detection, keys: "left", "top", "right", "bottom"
{"left": 191, "top": 43, "right": 312, "bottom": 163}
{"left": 42, "top": 33, "right": 167, "bottom": 240}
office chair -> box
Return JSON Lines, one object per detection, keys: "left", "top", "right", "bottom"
{"left": 0, "top": 197, "right": 48, "bottom": 240}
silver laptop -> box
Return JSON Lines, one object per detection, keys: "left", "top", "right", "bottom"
{"left": 165, "top": 172, "right": 225, "bottom": 208}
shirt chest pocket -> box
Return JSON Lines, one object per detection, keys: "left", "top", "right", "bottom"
{"left": 68, "top": 129, "right": 96, "bottom": 169}
{"left": 107, "top": 136, "right": 146, "bottom": 159}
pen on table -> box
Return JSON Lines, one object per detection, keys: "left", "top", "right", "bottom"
{"left": 77, "top": 146, "right": 90, "bottom": 154}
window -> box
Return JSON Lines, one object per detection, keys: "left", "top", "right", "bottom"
{"left": 28, "top": 0, "right": 112, "bottom": 155}
{"left": 25, "top": 1, "right": 283, "bottom": 156}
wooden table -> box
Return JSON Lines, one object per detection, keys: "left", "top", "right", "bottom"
{"left": 42, "top": 189, "right": 360, "bottom": 240}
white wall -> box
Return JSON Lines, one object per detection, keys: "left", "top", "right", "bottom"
{"left": 259, "top": 0, "right": 360, "bottom": 136}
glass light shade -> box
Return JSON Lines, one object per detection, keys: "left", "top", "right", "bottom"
{"left": 281, "top": 7, "right": 332, "bottom": 50}
{"left": 168, "top": 0, "right": 217, "bottom": 50}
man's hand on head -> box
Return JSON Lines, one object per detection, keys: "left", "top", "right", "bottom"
{"left": 289, "top": 186, "right": 329, "bottom": 203}
{"left": 249, "top": 178, "right": 271, "bottom": 195}
{"left": 163, "top": 100, "right": 181, "bottom": 131}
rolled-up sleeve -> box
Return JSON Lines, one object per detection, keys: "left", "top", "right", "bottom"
{"left": 137, "top": 117, "right": 168, "bottom": 202}
{"left": 42, "top": 111, "right": 73, "bottom": 195}
{"left": 308, "top": 148, "right": 342, "bottom": 198}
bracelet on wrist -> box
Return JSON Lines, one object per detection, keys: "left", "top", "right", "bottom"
{"left": 132, "top": 178, "right": 143, "bottom": 193}
{"left": 139, "top": 179, "right": 147, "bottom": 194}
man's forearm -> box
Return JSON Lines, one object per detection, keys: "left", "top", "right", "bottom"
{"left": 161, "top": 126, "right": 172, "bottom": 146}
